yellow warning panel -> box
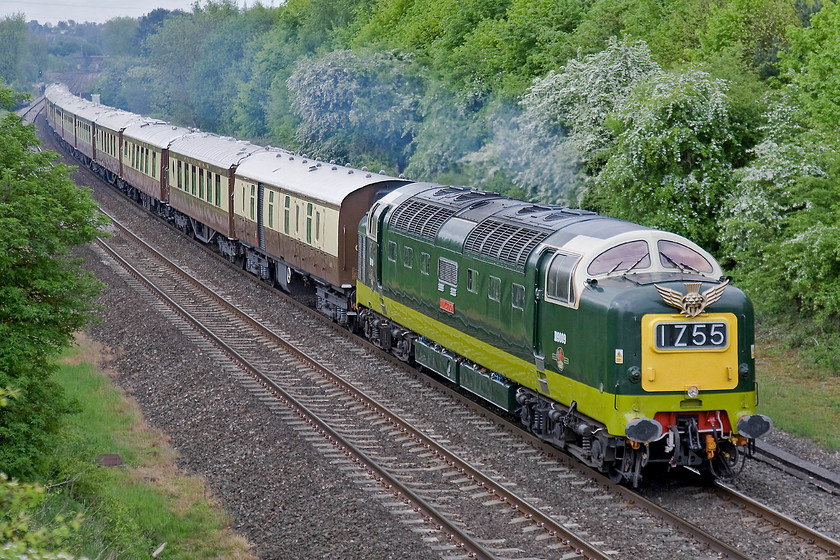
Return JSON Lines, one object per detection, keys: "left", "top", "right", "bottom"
{"left": 640, "top": 313, "right": 739, "bottom": 392}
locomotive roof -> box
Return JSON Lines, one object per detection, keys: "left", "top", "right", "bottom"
{"left": 383, "top": 184, "right": 717, "bottom": 275}
{"left": 386, "top": 185, "right": 643, "bottom": 268}
{"left": 123, "top": 121, "right": 193, "bottom": 149}
{"left": 235, "top": 149, "right": 406, "bottom": 207}
{"left": 169, "top": 133, "right": 263, "bottom": 170}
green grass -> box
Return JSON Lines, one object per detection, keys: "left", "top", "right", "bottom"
{"left": 36, "top": 338, "right": 254, "bottom": 560}
{"left": 756, "top": 334, "right": 840, "bottom": 452}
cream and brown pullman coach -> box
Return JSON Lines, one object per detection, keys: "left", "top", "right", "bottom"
{"left": 121, "top": 121, "right": 192, "bottom": 212}
{"left": 91, "top": 109, "right": 148, "bottom": 184}
{"left": 45, "top": 84, "right": 103, "bottom": 163}
{"left": 167, "top": 133, "right": 262, "bottom": 249}
{"left": 233, "top": 150, "right": 410, "bottom": 324}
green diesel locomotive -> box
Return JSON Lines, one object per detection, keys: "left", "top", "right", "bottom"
{"left": 356, "top": 183, "right": 771, "bottom": 486}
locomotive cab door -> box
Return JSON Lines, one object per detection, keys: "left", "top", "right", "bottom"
{"left": 532, "top": 249, "right": 555, "bottom": 395}
{"left": 365, "top": 202, "right": 390, "bottom": 289}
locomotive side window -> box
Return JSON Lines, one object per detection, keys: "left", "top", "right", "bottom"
{"left": 512, "top": 283, "right": 526, "bottom": 310}
{"left": 467, "top": 269, "right": 478, "bottom": 293}
{"left": 546, "top": 252, "right": 581, "bottom": 304}
{"left": 420, "top": 252, "right": 430, "bottom": 275}
{"left": 488, "top": 276, "right": 501, "bottom": 302}
{"left": 657, "top": 240, "right": 713, "bottom": 273}
{"left": 587, "top": 240, "right": 650, "bottom": 276}
{"left": 403, "top": 246, "right": 413, "bottom": 268}
{"left": 387, "top": 241, "right": 397, "bottom": 262}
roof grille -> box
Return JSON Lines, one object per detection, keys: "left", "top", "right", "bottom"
{"left": 389, "top": 200, "right": 457, "bottom": 240}
{"left": 464, "top": 219, "right": 551, "bottom": 268}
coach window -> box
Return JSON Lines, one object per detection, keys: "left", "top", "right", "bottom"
{"left": 250, "top": 185, "right": 256, "bottom": 220}
{"left": 546, "top": 252, "right": 581, "bottom": 305}
{"left": 144, "top": 148, "right": 149, "bottom": 174}
{"left": 152, "top": 152, "right": 157, "bottom": 178}
{"left": 467, "top": 269, "right": 479, "bottom": 293}
{"left": 284, "top": 196, "right": 290, "bottom": 234}
{"left": 306, "top": 203, "right": 313, "bottom": 243}
{"left": 512, "top": 283, "right": 526, "bottom": 310}
{"left": 488, "top": 276, "right": 501, "bottom": 302}
{"left": 215, "top": 175, "right": 221, "bottom": 207}
{"left": 199, "top": 169, "right": 205, "bottom": 200}
{"left": 268, "top": 191, "right": 275, "bottom": 229}
{"left": 177, "top": 161, "right": 183, "bottom": 189}
{"left": 387, "top": 241, "right": 397, "bottom": 263}
{"left": 315, "top": 211, "right": 321, "bottom": 243}
{"left": 192, "top": 166, "right": 197, "bottom": 196}
{"left": 403, "top": 246, "right": 413, "bottom": 268}
{"left": 295, "top": 204, "right": 300, "bottom": 234}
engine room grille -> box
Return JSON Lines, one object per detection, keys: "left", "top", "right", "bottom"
{"left": 389, "top": 200, "right": 457, "bottom": 240}
{"left": 464, "top": 219, "right": 551, "bottom": 269}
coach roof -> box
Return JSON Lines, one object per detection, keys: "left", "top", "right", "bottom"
{"left": 235, "top": 148, "right": 405, "bottom": 207}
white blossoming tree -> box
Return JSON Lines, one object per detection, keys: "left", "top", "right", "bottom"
{"left": 589, "top": 67, "right": 738, "bottom": 249}
{"left": 286, "top": 49, "right": 423, "bottom": 171}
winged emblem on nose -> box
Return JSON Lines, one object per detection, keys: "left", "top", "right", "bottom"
{"left": 654, "top": 279, "right": 729, "bottom": 317}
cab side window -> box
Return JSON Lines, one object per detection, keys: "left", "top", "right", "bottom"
{"left": 546, "top": 252, "right": 581, "bottom": 304}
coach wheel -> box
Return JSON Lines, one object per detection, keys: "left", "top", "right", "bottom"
{"left": 286, "top": 266, "right": 293, "bottom": 286}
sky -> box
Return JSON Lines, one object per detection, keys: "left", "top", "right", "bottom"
{"left": 0, "top": 0, "right": 259, "bottom": 25}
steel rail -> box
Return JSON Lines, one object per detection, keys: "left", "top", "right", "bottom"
{"left": 714, "top": 481, "right": 840, "bottom": 557}
{"left": 94, "top": 231, "right": 504, "bottom": 560}
{"left": 96, "top": 208, "right": 614, "bottom": 560}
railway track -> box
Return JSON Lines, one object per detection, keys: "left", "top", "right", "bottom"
{"left": 95, "top": 206, "right": 840, "bottom": 560}
{"left": 36, "top": 104, "right": 840, "bottom": 560}
{"left": 95, "top": 211, "right": 617, "bottom": 560}
{"left": 16, "top": 94, "right": 44, "bottom": 125}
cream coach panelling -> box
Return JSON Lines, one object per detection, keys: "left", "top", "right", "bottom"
{"left": 169, "top": 155, "right": 230, "bottom": 210}
{"left": 233, "top": 177, "right": 338, "bottom": 257}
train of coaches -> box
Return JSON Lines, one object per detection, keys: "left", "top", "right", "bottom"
{"left": 44, "top": 83, "right": 772, "bottom": 486}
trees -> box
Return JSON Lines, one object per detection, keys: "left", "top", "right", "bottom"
{"left": 286, "top": 49, "right": 423, "bottom": 171}
{"left": 0, "top": 83, "right": 108, "bottom": 478}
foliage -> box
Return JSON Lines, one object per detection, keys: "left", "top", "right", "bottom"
{"left": 0, "top": 83, "right": 108, "bottom": 479}
{"left": 522, "top": 38, "right": 662, "bottom": 173}
{"left": 589, "top": 67, "right": 739, "bottom": 249}
{"left": 781, "top": 0, "right": 840, "bottom": 134}
{"left": 0, "top": 473, "right": 84, "bottom": 560}
{"left": 286, "top": 49, "right": 424, "bottom": 170}
{"left": 697, "top": 0, "right": 800, "bottom": 78}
